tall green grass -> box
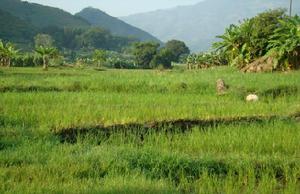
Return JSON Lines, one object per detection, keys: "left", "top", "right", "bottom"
{"left": 0, "top": 67, "right": 299, "bottom": 193}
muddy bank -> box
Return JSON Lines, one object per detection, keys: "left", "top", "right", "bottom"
{"left": 53, "top": 113, "right": 299, "bottom": 143}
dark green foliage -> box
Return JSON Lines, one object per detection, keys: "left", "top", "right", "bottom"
{"left": 132, "top": 42, "right": 160, "bottom": 68}
{"left": 151, "top": 48, "right": 175, "bottom": 69}
{"left": 75, "top": 27, "right": 137, "bottom": 51}
{"left": 150, "top": 40, "right": 190, "bottom": 69}
{"left": 165, "top": 40, "right": 190, "bottom": 62}
{"left": 132, "top": 40, "right": 190, "bottom": 69}
{"left": 0, "top": 9, "right": 36, "bottom": 47}
{"left": 38, "top": 26, "right": 137, "bottom": 53}
{"left": 248, "top": 9, "right": 286, "bottom": 57}
{"left": 76, "top": 28, "right": 112, "bottom": 50}
{"left": 76, "top": 7, "right": 161, "bottom": 43}
{"left": 40, "top": 27, "right": 85, "bottom": 50}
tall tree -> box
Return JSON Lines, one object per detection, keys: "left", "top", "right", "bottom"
{"left": 132, "top": 42, "right": 159, "bottom": 69}
{"left": 150, "top": 48, "right": 175, "bottom": 69}
{"left": 34, "top": 34, "right": 54, "bottom": 48}
{"left": 165, "top": 40, "right": 190, "bottom": 62}
{"left": 93, "top": 49, "right": 107, "bottom": 67}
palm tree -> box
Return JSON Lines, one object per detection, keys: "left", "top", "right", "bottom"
{"left": 35, "top": 46, "right": 58, "bottom": 70}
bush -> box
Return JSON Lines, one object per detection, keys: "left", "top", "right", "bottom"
{"left": 213, "top": 9, "right": 299, "bottom": 70}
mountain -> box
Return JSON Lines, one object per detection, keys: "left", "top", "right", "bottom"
{"left": 0, "top": 0, "right": 89, "bottom": 28}
{"left": 122, "top": 0, "right": 300, "bottom": 52}
{"left": 76, "top": 7, "right": 161, "bottom": 43}
{"left": 0, "top": 0, "right": 156, "bottom": 51}
{"left": 0, "top": 9, "right": 37, "bottom": 45}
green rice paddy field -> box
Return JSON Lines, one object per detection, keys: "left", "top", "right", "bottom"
{"left": 0, "top": 67, "right": 300, "bottom": 193}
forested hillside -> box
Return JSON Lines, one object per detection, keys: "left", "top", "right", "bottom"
{"left": 0, "top": 9, "right": 37, "bottom": 48}
{"left": 0, "top": 0, "right": 160, "bottom": 52}
{"left": 0, "top": 0, "right": 89, "bottom": 28}
{"left": 76, "top": 7, "right": 161, "bottom": 43}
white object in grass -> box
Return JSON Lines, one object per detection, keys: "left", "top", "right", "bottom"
{"left": 246, "top": 94, "right": 259, "bottom": 102}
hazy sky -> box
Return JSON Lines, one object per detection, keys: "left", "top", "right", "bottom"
{"left": 25, "top": 0, "right": 202, "bottom": 16}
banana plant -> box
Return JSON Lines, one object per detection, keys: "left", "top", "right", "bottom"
{"left": 5, "top": 43, "right": 18, "bottom": 67}
{"left": 267, "top": 16, "right": 300, "bottom": 70}
{"left": 35, "top": 46, "right": 58, "bottom": 70}
{"left": 0, "top": 40, "right": 18, "bottom": 67}
{"left": 213, "top": 24, "right": 244, "bottom": 66}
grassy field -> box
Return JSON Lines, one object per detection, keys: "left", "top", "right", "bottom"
{"left": 0, "top": 67, "right": 300, "bottom": 193}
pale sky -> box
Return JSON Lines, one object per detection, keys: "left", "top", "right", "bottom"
{"left": 24, "top": 0, "right": 202, "bottom": 16}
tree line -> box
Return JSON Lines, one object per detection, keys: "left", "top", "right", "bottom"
{"left": 0, "top": 32, "right": 190, "bottom": 70}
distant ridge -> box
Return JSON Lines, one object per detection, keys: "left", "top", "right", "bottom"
{"left": 76, "top": 7, "right": 161, "bottom": 43}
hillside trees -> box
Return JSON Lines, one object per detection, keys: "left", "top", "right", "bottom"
{"left": 132, "top": 42, "right": 159, "bottom": 68}
{"left": 132, "top": 40, "right": 190, "bottom": 69}
{"left": 76, "top": 28, "right": 111, "bottom": 50}
{"left": 0, "top": 9, "right": 36, "bottom": 46}
{"left": 150, "top": 48, "right": 175, "bottom": 69}
{"left": 165, "top": 40, "right": 190, "bottom": 62}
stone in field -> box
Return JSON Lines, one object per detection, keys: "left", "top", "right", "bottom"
{"left": 216, "top": 79, "right": 228, "bottom": 95}
{"left": 246, "top": 94, "right": 259, "bottom": 102}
